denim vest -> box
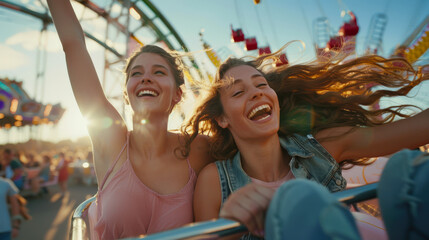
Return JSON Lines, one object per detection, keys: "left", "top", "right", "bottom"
{"left": 215, "top": 134, "right": 347, "bottom": 240}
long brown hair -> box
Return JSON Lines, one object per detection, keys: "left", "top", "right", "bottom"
{"left": 183, "top": 50, "right": 428, "bottom": 166}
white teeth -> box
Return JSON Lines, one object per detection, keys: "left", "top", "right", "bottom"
{"left": 247, "top": 104, "right": 271, "bottom": 119}
{"left": 258, "top": 115, "right": 270, "bottom": 121}
{"left": 137, "top": 90, "right": 158, "bottom": 97}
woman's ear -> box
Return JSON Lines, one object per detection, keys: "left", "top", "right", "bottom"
{"left": 173, "top": 87, "right": 183, "bottom": 104}
{"left": 216, "top": 115, "right": 229, "bottom": 129}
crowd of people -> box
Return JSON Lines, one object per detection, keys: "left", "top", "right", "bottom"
{"left": 0, "top": 147, "right": 95, "bottom": 239}
{"left": 1, "top": 0, "right": 428, "bottom": 239}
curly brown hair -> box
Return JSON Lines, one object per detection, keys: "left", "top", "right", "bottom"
{"left": 182, "top": 50, "right": 428, "bottom": 166}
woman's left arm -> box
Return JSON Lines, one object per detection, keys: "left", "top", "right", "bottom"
{"left": 316, "top": 109, "right": 429, "bottom": 162}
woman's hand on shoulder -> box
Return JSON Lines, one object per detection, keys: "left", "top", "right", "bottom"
{"left": 220, "top": 183, "right": 276, "bottom": 237}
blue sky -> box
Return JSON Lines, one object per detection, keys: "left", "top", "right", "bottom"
{"left": 1, "top": 0, "right": 429, "bottom": 143}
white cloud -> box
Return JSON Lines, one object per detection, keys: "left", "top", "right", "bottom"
{"left": 4, "top": 29, "right": 108, "bottom": 53}
{"left": 5, "top": 30, "right": 63, "bottom": 52}
{"left": 6, "top": 31, "right": 39, "bottom": 50}
{"left": 0, "top": 44, "right": 28, "bottom": 70}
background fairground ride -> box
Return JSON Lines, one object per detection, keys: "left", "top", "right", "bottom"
{"left": 1, "top": 0, "right": 428, "bottom": 143}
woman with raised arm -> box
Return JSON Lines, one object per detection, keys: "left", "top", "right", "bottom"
{"left": 185, "top": 53, "right": 429, "bottom": 239}
{"left": 46, "top": 1, "right": 211, "bottom": 239}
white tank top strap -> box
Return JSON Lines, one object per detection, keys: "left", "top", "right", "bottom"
{"left": 99, "top": 131, "right": 130, "bottom": 190}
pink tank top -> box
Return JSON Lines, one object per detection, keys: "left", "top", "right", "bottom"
{"left": 88, "top": 133, "right": 197, "bottom": 240}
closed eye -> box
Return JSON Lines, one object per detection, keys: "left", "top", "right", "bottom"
{"left": 257, "top": 83, "right": 268, "bottom": 87}
{"left": 154, "top": 70, "right": 166, "bottom": 75}
{"left": 232, "top": 90, "right": 244, "bottom": 97}
{"left": 131, "top": 71, "right": 142, "bottom": 77}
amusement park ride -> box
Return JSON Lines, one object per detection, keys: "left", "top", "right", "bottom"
{"left": 1, "top": 0, "right": 429, "bottom": 139}
{"left": 0, "top": 78, "right": 64, "bottom": 129}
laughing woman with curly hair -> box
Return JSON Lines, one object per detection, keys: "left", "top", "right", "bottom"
{"left": 184, "top": 50, "right": 429, "bottom": 239}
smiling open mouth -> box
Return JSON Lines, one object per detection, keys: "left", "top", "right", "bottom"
{"left": 137, "top": 90, "right": 159, "bottom": 97}
{"left": 247, "top": 104, "right": 272, "bottom": 121}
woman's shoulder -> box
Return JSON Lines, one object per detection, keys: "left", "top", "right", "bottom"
{"left": 185, "top": 134, "right": 215, "bottom": 175}
{"left": 91, "top": 130, "right": 129, "bottom": 179}
{"left": 196, "top": 163, "right": 219, "bottom": 184}
{"left": 92, "top": 128, "right": 129, "bottom": 155}
{"left": 191, "top": 134, "right": 210, "bottom": 148}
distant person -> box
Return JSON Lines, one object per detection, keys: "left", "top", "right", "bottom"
{"left": 56, "top": 153, "right": 69, "bottom": 195}
{"left": 2, "top": 149, "right": 24, "bottom": 190}
{"left": 0, "top": 177, "right": 21, "bottom": 240}
{"left": 24, "top": 154, "right": 44, "bottom": 195}
{"left": 28, "top": 155, "right": 53, "bottom": 195}
{"left": 39, "top": 155, "right": 52, "bottom": 184}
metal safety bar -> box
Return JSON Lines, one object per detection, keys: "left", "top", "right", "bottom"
{"left": 334, "top": 182, "right": 378, "bottom": 205}
{"left": 69, "top": 183, "right": 378, "bottom": 240}
{"left": 69, "top": 196, "right": 96, "bottom": 240}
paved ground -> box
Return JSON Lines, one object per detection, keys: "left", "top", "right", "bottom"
{"left": 16, "top": 182, "right": 97, "bottom": 240}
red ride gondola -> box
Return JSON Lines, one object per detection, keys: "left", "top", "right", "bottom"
{"left": 340, "top": 23, "right": 359, "bottom": 36}
{"left": 327, "top": 36, "right": 344, "bottom": 50}
{"left": 339, "top": 11, "right": 359, "bottom": 37}
{"left": 231, "top": 26, "right": 245, "bottom": 42}
{"left": 275, "top": 53, "right": 288, "bottom": 67}
{"left": 245, "top": 37, "right": 258, "bottom": 51}
{"left": 258, "top": 46, "right": 271, "bottom": 55}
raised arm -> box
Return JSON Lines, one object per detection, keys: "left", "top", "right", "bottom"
{"left": 47, "top": 0, "right": 125, "bottom": 136}
{"left": 47, "top": 0, "right": 127, "bottom": 183}
{"left": 317, "top": 109, "right": 429, "bottom": 162}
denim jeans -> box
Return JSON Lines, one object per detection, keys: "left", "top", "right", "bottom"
{"left": 0, "top": 232, "right": 11, "bottom": 240}
{"left": 378, "top": 150, "right": 429, "bottom": 240}
{"left": 265, "top": 179, "right": 361, "bottom": 240}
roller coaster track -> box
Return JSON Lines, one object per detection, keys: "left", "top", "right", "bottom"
{"left": 0, "top": 0, "right": 190, "bottom": 56}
